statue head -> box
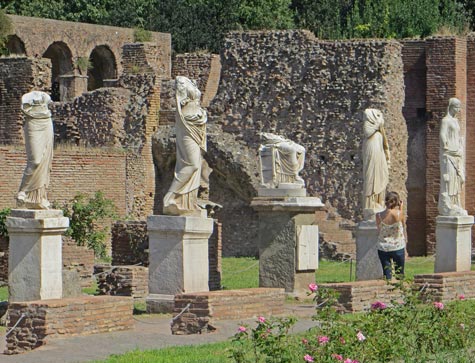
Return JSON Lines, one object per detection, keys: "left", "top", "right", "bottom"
{"left": 447, "top": 98, "right": 461, "bottom": 117}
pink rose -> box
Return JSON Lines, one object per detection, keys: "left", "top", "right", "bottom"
{"left": 344, "top": 359, "right": 353, "bottom": 363}
{"left": 308, "top": 283, "right": 318, "bottom": 292}
{"left": 318, "top": 335, "right": 329, "bottom": 345}
{"left": 332, "top": 354, "right": 343, "bottom": 361}
{"left": 371, "top": 301, "right": 387, "bottom": 310}
{"left": 302, "top": 338, "right": 309, "bottom": 345}
{"left": 356, "top": 331, "right": 366, "bottom": 341}
{"left": 258, "top": 316, "right": 266, "bottom": 323}
{"left": 304, "top": 354, "right": 314, "bottom": 362}
{"left": 459, "top": 294, "right": 466, "bottom": 300}
{"left": 433, "top": 301, "right": 444, "bottom": 310}
{"left": 238, "top": 326, "right": 246, "bottom": 332}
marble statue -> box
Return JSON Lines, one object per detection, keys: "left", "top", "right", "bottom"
{"left": 259, "top": 132, "right": 305, "bottom": 189}
{"left": 438, "top": 98, "right": 467, "bottom": 216}
{"left": 163, "top": 76, "right": 208, "bottom": 216}
{"left": 17, "top": 91, "right": 54, "bottom": 209}
{"left": 362, "top": 108, "right": 390, "bottom": 214}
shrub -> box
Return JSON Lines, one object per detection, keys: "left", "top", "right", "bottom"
{"left": 58, "top": 191, "right": 117, "bottom": 258}
{"left": 133, "top": 27, "right": 152, "bottom": 42}
{"left": 0, "top": 208, "right": 11, "bottom": 239}
{"left": 0, "top": 9, "right": 13, "bottom": 55}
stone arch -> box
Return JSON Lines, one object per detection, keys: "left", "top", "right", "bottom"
{"left": 43, "top": 41, "right": 74, "bottom": 101}
{"left": 87, "top": 45, "right": 118, "bottom": 91}
{"left": 5, "top": 35, "right": 26, "bottom": 55}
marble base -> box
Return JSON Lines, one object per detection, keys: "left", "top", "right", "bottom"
{"left": 252, "top": 196, "right": 323, "bottom": 293}
{"left": 435, "top": 215, "right": 474, "bottom": 273}
{"left": 6, "top": 209, "right": 69, "bottom": 302}
{"left": 356, "top": 220, "right": 382, "bottom": 280}
{"left": 147, "top": 215, "right": 213, "bottom": 297}
{"left": 258, "top": 187, "right": 307, "bottom": 197}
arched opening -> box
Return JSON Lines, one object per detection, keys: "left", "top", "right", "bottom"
{"left": 88, "top": 45, "right": 117, "bottom": 91}
{"left": 5, "top": 35, "right": 26, "bottom": 55}
{"left": 43, "top": 42, "right": 73, "bottom": 101}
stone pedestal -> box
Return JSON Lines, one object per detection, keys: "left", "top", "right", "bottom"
{"left": 146, "top": 214, "right": 213, "bottom": 313}
{"left": 356, "top": 220, "right": 382, "bottom": 280}
{"left": 435, "top": 215, "right": 474, "bottom": 273}
{"left": 251, "top": 197, "right": 323, "bottom": 294}
{"left": 6, "top": 209, "right": 69, "bottom": 302}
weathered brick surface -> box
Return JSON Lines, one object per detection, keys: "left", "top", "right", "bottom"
{"left": 62, "top": 237, "right": 95, "bottom": 288}
{"left": 111, "top": 221, "right": 148, "bottom": 266}
{"left": 171, "top": 288, "right": 285, "bottom": 334}
{"left": 9, "top": 14, "right": 171, "bottom": 79}
{"left": 96, "top": 265, "right": 148, "bottom": 299}
{"left": 414, "top": 271, "right": 475, "bottom": 302}
{"left": 209, "top": 220, "right": 223, "bottom": 291}
{"left": 5, "top": 296, "right": 133, "bottom": 354}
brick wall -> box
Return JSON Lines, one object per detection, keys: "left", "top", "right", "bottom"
{"left": 0, "top": 57, "right": 51, "bottom": 144}
{"left": 401, "top": 41, "right": 428, "bottom": 255}
{"left": 466, "top": 35, "right": 475, "bottom": 227}
{"left": 425, "top": 37, "right": 467, "bottom": 253}
{"left": 111, "top": 221, "right": 148, "bottom": 266}
{"left": 9, "top": 14, "right": 171, "bottom": 79}
{"left": 5, "top": 296, "right": 133, "bottom": 354}
{"left": 209, "top": 220, "right": 222, "bottom": 290}
{"left": 171, "top": 288, "right": 285, "bottom": 334}
{"left": 414, "top": 271, "right": 475, "bottom": 302}
{"left": 0, "top": 146, "right": 127, "bottom": 214}
{"left": 96, "top": 265, "right": 148, "bottom": 299}
{"left": 62, "top": 237, "right": 95, "bottom": 288}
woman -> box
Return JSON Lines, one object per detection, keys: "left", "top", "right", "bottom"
{"left": 376, "top": 191, "right": 406, "bottom": 280}
{"left": 362, "top": 108, "right": 390, "bottom": 211}
{"left": 163, "top": 76, "right": 207, "bottom": 215}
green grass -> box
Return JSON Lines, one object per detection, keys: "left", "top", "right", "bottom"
{"left": 94, "top": 342, "right": 231, "bottom": 363}
{"left": 221, "top": 257, "right": 259, "bottom": 289}
{"left": 0, "top": 285, "right": 7, "bottom": 301}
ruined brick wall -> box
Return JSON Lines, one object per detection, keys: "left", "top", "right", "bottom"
{"left": 111, "top": 221, "right": 148, "bottom": 266}
{"left": 209, "top": 30, "right": 407, "bottom": 227}
{"left": 9, "top": 15, "right": 171, "bottom": 78}
{"left": 401, "top": 41, "right": 428, "bottom": 256}
{"left": 0, "top": 57, "right": 51, "bottom": 144}
{"left": 466, "top": 35, "right": 475, "bottom": 228}
{"left": 62, "top": 237, "right": 95, "bottom": 288}
{"left": 0, "top": 146, "right": 127, "bottom": 213}
{"left": 425, "top": 37, "right": 467, "bottom": 253}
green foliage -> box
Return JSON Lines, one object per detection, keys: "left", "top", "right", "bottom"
{"left": 58, "top": 191, "right": 117, "bottom": 258}
{"left": 133, "top": 27, "right": 152, "bottom": 42}
{"left": 75, "top": 56, "right": 92, "bottom": 74}
{"left": 0, "top": 285, "right": 8, "bottom": 301}
{"left": 231, "top": 279, "right": 475, "bottom": 362}
{"left": 0, "top": 208, "right": 11, "bottom": 239}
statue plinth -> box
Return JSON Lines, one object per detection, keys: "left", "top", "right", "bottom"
{"left": 251, "top": 196, "right": 323, "bottom": 294}
{"left": 146, "top": 214, "right": 213, "bottom": 313}
{"left": 355, "top": 220, "right": 383, "bottom": 280}
{"left": 6, "top": 209, "right": 69, "bottom": 302}
{"left": 435, "top": 215, "right": 474, "bottom": 273}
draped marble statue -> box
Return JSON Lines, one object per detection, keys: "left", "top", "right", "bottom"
{"left": 163, "top": 76, "right": 208, "bottom": 216}
{"left": 259, "top": 132, "right": 306, "bottom": 189}
{"left": 17, "top": 91, "right": 54, "bottom": 209}
{"left": 438, "top": 98, "right": 467, "bottom": 216}
{"left": 362, "top": 108, "right": 390, "bottom": 215}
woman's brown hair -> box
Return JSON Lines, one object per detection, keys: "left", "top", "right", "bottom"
{"left": 385, "top": 191, "right": 400, "bottom": 209}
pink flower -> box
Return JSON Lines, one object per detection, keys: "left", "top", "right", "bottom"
{"left": 433, "top": 302, "right": 444, "bottom": 310}
{"left": 459, "top": 294, "right": 466, "bottom": 300}
{"left": 339, "top": 337, "right": 346, "bottom": 344}
{"left": 318, "top": 335, "right": 329, "bottom": 345}
{"left": 238, "top": 326, "right": 246, "bottom": 332}
{"left": 258, "top": 316, "right": 266, "bottom": 323}
{"left": 302, "top": 338, "right": 309, "bottom": 345}
{"left": 308, "top": 283, "right": 318, "bottom": 292}
{"left": 304, "top": 354, "right": 314, "bottom": 362}
{"left": 344, "top": 359, "right": 353, "bottom": 363}
{"left": 356, "top": 331, "right": 366, "bottom": 341}
{"left": 332, "top": 354, "right": 343, "bottom": 361}
{"left": 371, "top": 301, "right": 387, "bottom": 310}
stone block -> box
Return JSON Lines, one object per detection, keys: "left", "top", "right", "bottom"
{"left": 356, "top": 220, "right": 382, "bottom": 280}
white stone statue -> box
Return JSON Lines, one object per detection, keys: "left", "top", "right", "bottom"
{"left": 163, "top": 76, "right": 208, "bottom": 216}
{"left": 438, "top": 98, "right": 467, "bottom": 216}
{"left": 259, "top": 132, "right": 305, "bottom": 189}
{"left": 362, "top": 108, "right": 390, "bottom": 215}
{"left": 17, "top": 91, "right": 54, "bottom": 209}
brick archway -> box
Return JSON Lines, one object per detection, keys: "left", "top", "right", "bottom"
{"left": 87, "top": 45, "right": 117, "bottom": 91}
{"left": 43, "top": 41, "right": 74, "bottom": 101}
{"left": 6, "top": 35, "right": 26, "bottom": 55}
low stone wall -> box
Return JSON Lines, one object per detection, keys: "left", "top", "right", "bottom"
{"left": 96, "top": 265, "right": 149, "bottom": 299}
{"left": 414, "top": 271, "right": 475, "bottom": 302}
{"left": 5, "top": 296, "right": 133, "bottom": 354}
{"left": 171, "top": 288, "right": 285, "bottom": 335}
{"left": 322, "top": 280, "right": 401, "bottom": 313}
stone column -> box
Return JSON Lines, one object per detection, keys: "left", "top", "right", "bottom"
{"left": 146, "top": 214, "right": 213, "bottom": 313}
{"left": 251, "top": 197, "right": 323, "bottom": 295}
{"left": 435, "top": 215, "right": 474, "bottom": 272}
{"left": 355, "top": 220, "right": 382, "bottom": 280}
{"left": 6, "top": 209, "right": 69, "bottom": 302}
